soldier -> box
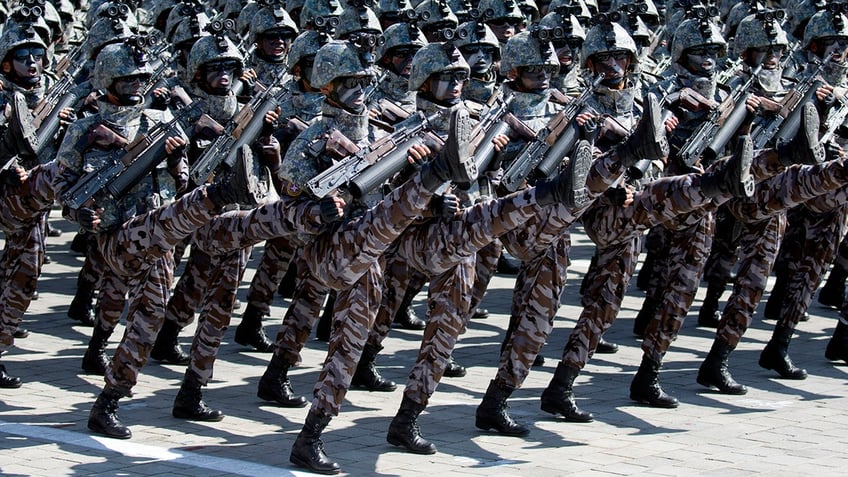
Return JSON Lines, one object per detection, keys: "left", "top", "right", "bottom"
{"left": 480, "top": 0, "right": 527, "bottom": 43}
{"left": 539, "top": 7, "right": 587, "bottom": 96}
{"left": 51, "top": 37, "right": 270, "bottom": 439}
{"left": 415, "top": 0, "right": 459, "bottom": 42}
{"left": 239, "top": 28, "right": 331, "bottom": 352}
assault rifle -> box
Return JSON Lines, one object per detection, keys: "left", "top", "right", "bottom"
{"left": 676, "top": 65, "right": 762, "bottom": 166}
{"left": 306, "top": 111, "right": 442, "bottom": 199}
{"left": 819, "top": 96, "right": 848, "bottom": 146}
{"left": 61, "top": 99, "right": 203, "bottom": 210}
{"left": 189, "top": 71, "right": 289, "bottom": 185}
{"left": 751, "top": 58, "right": 830, "bottom": 149}
{"left": 466, "top": 92, "right": 519, "bottom": 175}
{"left": 501, "top": 74, "right": 605, "bottom": 191}
{"left": 54, "top": 39, "right": 87, "bottom": 79}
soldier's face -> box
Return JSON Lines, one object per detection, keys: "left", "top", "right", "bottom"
{"left": 488, "top": 17, "right": 522, "bottom": 42}
{"left": 816, "top": 36, "right": 848, "bottom": 63}
{"left": 517, "top": 65, "right": 555, "bottom": 93}
{"left": 427, "top": 69, "right": 467, "bottom": 102}
{"left": 203, "top": 60, "right": 240, "bottom": 95}
{"left": 683, "top": 44, "right": 722, "bottom": 76}
{"left": 460, "top": 44, "right": 495, "bottom": 76}
{"left": 259, "top": 29, "right": 294, "bottom": 61}
{"left": 385, "top": 46, "right": 419, "bottom": 78}
{"left": 553, "top": 39, "right": 582, "bottom": 72}
{"left": 747, "top": 45, "right": 784, "bottom": 70}
{"left": 332, "top": 75, "right": 373, "bottom": 113}
{"left": 111, "top": 73, "right": 149, "bottom": 105}
{"left": 10, "top": 46, "right": 45, "bottom": 83}
{"left": 589, "top": 50, "right": 631, "bottom": 88}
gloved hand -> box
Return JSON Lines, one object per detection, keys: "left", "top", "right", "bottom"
{"left": 164, "top": 136, "right": 187, "bottom": 168}
{"left": 78, "top": 207, "right": 101, "bottom": 232}
{"left": 0, "top": 166, "right": 25, "bottom": 187}
{"left": 431, "top": 193, "right": 459, "bottom": 218}
{"left": 58, "top": 107, "right": 77, "bottom": 127}
{"left": 318, "top": 196, "right": 345, "bottom": 223}
{"left": 150, "top": 87, "right": 171, "bottom": 111}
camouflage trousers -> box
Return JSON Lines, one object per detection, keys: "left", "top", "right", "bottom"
{"left": 102, "top": 188, "right": 224, "bottom": 395}
{"left": 272, "top": 255, "right": 330, "bottom": 366}
{"left": 0, "top": 163, "right": 58, "bottom": 352}
{"left": 836, "top": 231, "right": 848, "bottom": 271}
{"left": 365, "top": 252, "right": 427, "bottom": 354}
{"left": 717, "top": 161, "right": 848, "bottom": 347}
{"left": 246, "top": 236, "right": 298, "bottom": 315}
{"left": 466, "top": 240, "right": 502, "bottom": 322}
{"left": 702, "top": 205, "right": 742, "bottom": 286}
{"left": 88, "top": 240, "right": 130, "bottom": 332}
{"left": 772, "top": 204, "right": 848, "bottom": 330}
{"left": 563, "top": 172, "right": 727, "bottom": 368}
{"left": 641, "top": 210, "right": 715, "bottom": 362}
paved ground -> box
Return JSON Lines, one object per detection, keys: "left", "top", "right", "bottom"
{"left": 2, "top": 215, "right": 848, "bottom": 476}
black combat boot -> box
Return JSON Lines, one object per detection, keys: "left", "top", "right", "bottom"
{"left": 475, "top": 379, "right": 530, "bottom": 436}
{"left": 150, "top": 318, "right": 190, "bottom": 365}
{"left": 67, "top": 269, "right": 96, "bottom": 327}
{"left": 290, "top": 412, "right": 340, "bottom": 475}
{"left": 819, "top": 264, "right": 848, "bottom": 309}
{"left": 351, "top": 343, "right": 397, "bottom": 391}
{"left": 535, "top": 139, "right": 594, "bottom": 207}
{"left": 172, "top": 369, "right": 225, "bottom": 421}
{"left": 596, "top": 337, "right": 619, "bottom": 354}
{"left": 630, "top": 355, "right": 679, "bottom": 408}
{"left": 392, "top": 285, "right": 426, "bottom": 330}
{"left": 0, "top": 362, "right": 22, "bottom": 388}
{"left": 386, "top": 395, "right": 437, "bottom": 454}
{"left": 82, "top": 325, "right": 113, "bottom": 375}
{"left": 698, "top": 280, "right": 725, "bottom": 328}
{"left": 696, "top": 338, "right": 748, "bottom": 395}
{"left": 443, "top": 355, "right": 467, "bottom": 378}
{"left": 257, "top": 353, "right": 308, "bottom": 407}
{"left": 540, "top": 362, "right": 594, "bottom": 422}
{"left": 234, "top": 303, "right": 274, "bottom": 352}
{"left": 826, "top": 320, "right": 848, "bottom": 363}
{"left": 776, "top": 102, "right": 825, "bottom": 166}
{"left": 634, "top": 295, "right": 660, "bottom": 338}
{"left": 315, "top": 292, "right": 334, "bottom": 342}
{"left": 205, "top": 145, "right": 264, "bottom": 208}
{"left": 419, "top": 108, "right": 477, "bottom": 191}
{"left": 88, "top": 386, "right": 132, "bottom": 439}
{"left": 763, "top": 273, "right": 788, "bottom": 321}
{"left": 497, "top": 250, "right": 521, "bottom": 275}
{"left": 759, "top": 323, "right": 808, "bottom": 379}
{"left": 614, "top": 92, "right": 669, "bottom": 167}
{"left": 13, "top": 328, "right": 29, "bottom": 339}
{"left": 700, "top": 135, "right": 754, "bottom": 199}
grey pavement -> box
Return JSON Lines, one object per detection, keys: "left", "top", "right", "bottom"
{"left": 2, "top": 215, "right": 848, "bottom": 476}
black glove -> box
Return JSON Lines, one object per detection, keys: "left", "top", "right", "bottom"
{"left": 151, "top": 89, "right": 171, "bottom": 111}
{"left": 59, "top": 109, "right": 77, "bottom": 126}
{"left": 319, "top": 197, "right": 344, "bottom": 223}
{"left": 605, "top": 187, "right": 628, "bottom": 206}
{"left": 166, "top": 144, "right": 187, "bottom": 168}
{"left": 431, "top": 193, "right": 459, "bottom": 218}
{"left": 78, "top": 207, "right": 99, "bottom": 232}
{"left": 0, "top": 167, "right": 22, "bottom": 187}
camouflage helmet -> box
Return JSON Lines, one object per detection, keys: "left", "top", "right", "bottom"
{"left": 311, "top": 39, "right": 376, "bottom": 88}
{"left": 732, "top": 11, "right": 790, "bottom": 58}
{"left": 0, "top": 20, "right": 50, "bottom": 68}
{"left": 478, "top": 0, "right": 524, "bottom": 22}
{"left": 672, "top": 17, "right": 727, "bottom": 63}
{"left": 547, "top": 0, "right": 592, "bottom": 24}
{"left": 610, "top": 0, "right": 659, "bottom": 26}
{"left": 40, "top": 0, "right": 63, "bottom": 43}
{"left": 188, "top": 21, "right": 245, "bottom": 81}
{"left": 300, "top": 0, "right": 344, "bottom": 29}
{"left": 165, "top": 1, "right": 207, "bottom": 42}
{"left": 287, "top": 29, "right": 332, "bottom": 71}
{"left": 804, "top": 10, "right": 848, "bottom": 50}
{"left": 377, "top": 21, "right": 427, "bottom": 61}
{"left": 7, "top": 4, "right": 53, "bottom": 45}
{"left": 539, "top": 11, "right": 586, "bottom": 41}
{"left": 725, "top": 2, "right": 755, "bottom": 39}
{"left": 788, "top": 0, "right": 821, "bottom": 40}
{"left": 415, "top": 0, "right": 459, "bottom": 31}
{"left": 91, "top": 36, "right": 155, "bottom": 90}
{"left": 581, "top": 17, "right": 638, "bottom": 67}
{"left": 87, "top": 15, "right": 136, "bottom": 59}
{"left": 335, "top": 5, "right": 383, "bottom": 39}
{"left": 90, "top": 0, "right": 140, "bottom": 32}
{"left": 454, "top": 21, "right": 501, "bottom": 60}
{"left": 171, "top": 11, "right": 211, "bottom": 49}
{"left": 249, "top": 2, "right": 300, "bottom": 44}
{"left": 517, "top": 0, "right": 541, "bottom": 24}
{"left": 236, "top": 1, "right": 261, "bottom": 38}
{"left": 500, "top": 29, "right": 559, "bottom": 75}
{"left": 408, "top": 41, "right": 470, "bottom": 91}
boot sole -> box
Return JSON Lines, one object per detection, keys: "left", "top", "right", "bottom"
{"left": 289, "top": 456, "right": 341, "bottom": 475}
{"left": 444, "top": 109, "right": 477, "bottom": 183}
{"left": 800, "top": 102, "right": 824, "bottom": 165}
{"left": 566, "top": 140, "right": 593, "bottom": 207}
{"left": 474, "top": 419, "right": 531, "bottom": 437}
{"left": 732, "top": 135, "right": 754, "bottom": 198}
{"left": 386, "top": 434, "right": 438, "bottom": 454}
{"left": 88, "top": 421, "right": 132, "bottom": 439}
{"left": 629, "top": 394, "right": 679, "bottom": 408}
{"left": 540, "top": 402, "right": 594, "bottom": 422}
{"left": 696, "top": 375, "right": 748, "bottom": 395}
{"left": 643, "top": 93, "right": 669, "bottom": 159}
{"left": 172, "top": 409, "right": 225, "bottom": 422}
{"left": 257, "top": 390, "right": 308, "bottom": 408}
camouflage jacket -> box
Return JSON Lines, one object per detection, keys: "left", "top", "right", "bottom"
{"left": 55, "top": 98, "right": 182, "bottom": 232}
